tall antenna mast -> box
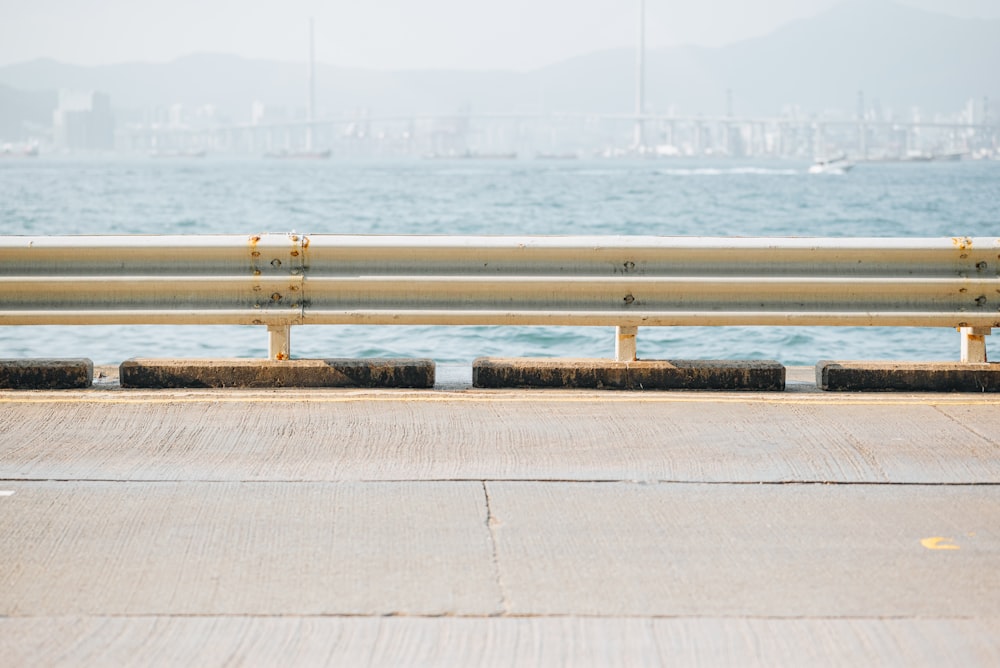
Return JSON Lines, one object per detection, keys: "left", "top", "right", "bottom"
{"left": 634, "top": 0, "right": 646, "bottom": 150}
{"left": 307, "top": 17, "right": 315, "bottom": 151}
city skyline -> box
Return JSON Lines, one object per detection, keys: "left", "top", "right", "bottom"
{"left": 2, "top": 0, "right": 995, "bottom": 159}
{"left": 2, "top": 0, "right": 999, "bottom": 71}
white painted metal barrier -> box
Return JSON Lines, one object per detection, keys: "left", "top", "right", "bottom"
{"left": 1, "top": 234, "right": 997, "bottom": 361}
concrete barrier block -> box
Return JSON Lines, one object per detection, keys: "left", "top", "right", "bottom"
{"left": 0, "top": 359, "right": 94, "bottom": 390}
{"left": 817, "top": 361, "right": 1000, "bottom": 392}
{"left": 473, "top": 358, "right": 628, "bottom": 389}
{"left": 473, "top": 358, "right": 785, "bottom": 391}
{"left": 120, "top": 359, "right": 435, "bottom": 389}
{"left": 627, "top": 360, "right": 785, "bottom": 391}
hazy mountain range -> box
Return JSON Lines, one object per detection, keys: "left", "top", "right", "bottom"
{"left": 1, "top": 0, "right": 997, "bottom": 138}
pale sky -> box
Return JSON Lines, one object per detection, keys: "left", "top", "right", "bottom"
{"left": 1, "top": 0, "right": 997, "bottom": 70}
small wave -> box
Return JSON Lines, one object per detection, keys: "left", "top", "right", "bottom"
{"left": 569, "top": 169, "right": 624, "bottom": 176}
{"left": 658, "top": 167, "right": 801, "bottom": 176}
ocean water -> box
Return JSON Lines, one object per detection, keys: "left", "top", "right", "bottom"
{"left": 2, "top": 157, "right": 999, "bottom": 365}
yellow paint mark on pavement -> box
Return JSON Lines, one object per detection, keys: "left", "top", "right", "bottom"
{"left": 1, "top": 392, "right": 999, "bottom": 407}
{"left": 921, "top": 537, "right": 960, "bottom": 550}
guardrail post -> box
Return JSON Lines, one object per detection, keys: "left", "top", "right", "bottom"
{"left": 960, "top": 327, "right": 990, "bottom": 363}
{"left": 616, "top": 326, "right": 638, "bottom": 362}
{"left": 268, "top": 325, "right": 291, "bottom": 360}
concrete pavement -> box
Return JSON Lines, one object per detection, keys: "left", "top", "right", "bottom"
{"left": 1, "top": 366, "right": 998, "bottom": 665}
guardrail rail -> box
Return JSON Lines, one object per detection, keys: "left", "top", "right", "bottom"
{"left": 1, "top": 234, "right": 997, "bottom": 362}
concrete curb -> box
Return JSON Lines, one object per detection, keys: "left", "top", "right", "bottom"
{"left": 473, "top": 358, "right": 785, "bottom": 391}
{"left": 817, "top": 361, "right": 1000, "bottom": 392}
{"left": 120, "top": 358, "right": 435, "bottom": 389}
{"left": 0, "top": 359, "right": 94, "bottom": 390}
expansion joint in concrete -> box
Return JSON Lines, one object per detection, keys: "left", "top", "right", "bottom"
{"left": 482, "top": 481, "right": 511, "bottom": 616}
{"left": 931, "top": 404, "right": 1000, "bottom": 446}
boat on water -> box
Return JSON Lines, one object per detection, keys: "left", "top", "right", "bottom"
{"left": 808, "top": 155, "right": 854, "bottom": 174}
{"left": 263, "top": 148, "right": 332, "bottom": 160}
{"left": 149, "top": 149, "right": 207, "bottom": 158}
{"left": 424, "top": 150, "right": 517, "bottom": 160}
{"left": 535, "top": 152, "right": 579, "bottom": 160}
{"left": 1, "top": 144, "right": 39, "bottom": 158}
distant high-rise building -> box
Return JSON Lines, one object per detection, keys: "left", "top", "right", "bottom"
{"left": 965, "top": 98, "right": 977, "bottom": 124}
{"left": 169, "top": 103, "right": 185, "bottom": 128}
{"left": 252, "top": 101, "right": 266, "bottom": 125}
{"left": 251, "top": 101, "right": 288, "bottom": 125}
{"left": 53, "top": 90, "right": 114, "bottom": 151}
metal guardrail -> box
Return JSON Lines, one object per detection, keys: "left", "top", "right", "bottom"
{"left": 1, "top": 234, "right": 997, "bottom": 362}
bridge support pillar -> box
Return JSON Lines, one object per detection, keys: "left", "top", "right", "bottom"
{"left": 616, "top": 326, "right": 637, "bottom": 362}
{"left": 960, "top": 327, "right": 990, "bottom": 363}
{"left": 268, "top": 325, "right": 291, "bottom": 361}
